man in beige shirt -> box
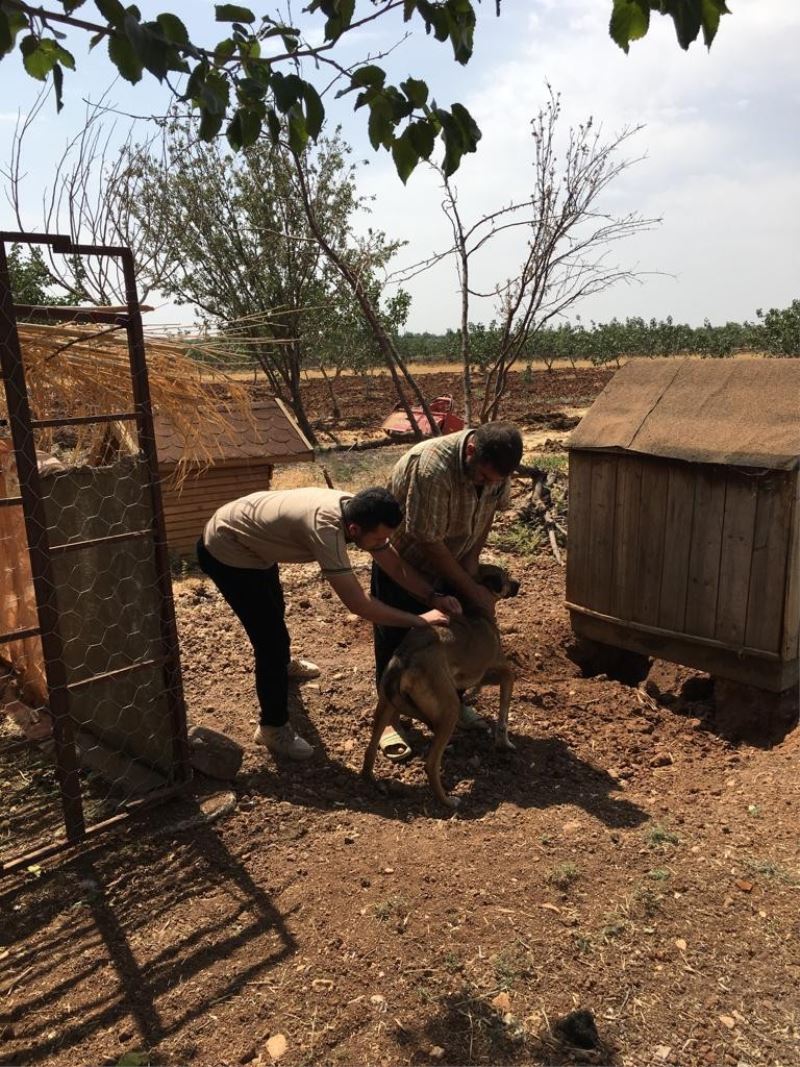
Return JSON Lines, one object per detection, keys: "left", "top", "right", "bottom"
{"left": 198, "top": 485, "right": 460, "bottom": 760}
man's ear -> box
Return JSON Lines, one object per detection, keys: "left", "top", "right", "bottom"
{"left": 346, "top": 522, "right": 361, "bottom": 541}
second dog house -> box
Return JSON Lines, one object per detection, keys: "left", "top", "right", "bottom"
{"left": 155, "top": 396, "right": 314, "bottom": 554}
{"left": 566, "top": 358, "right": 799, "bottom": 693}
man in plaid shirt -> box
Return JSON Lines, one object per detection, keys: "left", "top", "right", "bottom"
{"left": 370, "top": 422, "right": 523, "bottom": 760}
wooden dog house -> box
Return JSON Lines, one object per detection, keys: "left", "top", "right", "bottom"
{"left": 566, "top": 358, "right": 800, "bottom": 693}
{"left": 153, "top": 396, "right": 314, "bottom": 555}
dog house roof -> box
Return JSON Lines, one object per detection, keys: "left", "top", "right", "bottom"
{"left": 568, "top": 357, "right": 800, "bottom": 471}
{"left": 153, "top": 395, "right": 314, "bottom": 468}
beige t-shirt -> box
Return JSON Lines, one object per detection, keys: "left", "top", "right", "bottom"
{"left": 203, "top": 488, "right": 354, "bottom": 574}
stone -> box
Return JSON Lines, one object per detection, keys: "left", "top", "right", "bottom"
{"left": 188, "top": 725, "right": 244, "bottom": 780}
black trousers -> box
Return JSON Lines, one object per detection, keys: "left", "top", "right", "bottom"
{"left": 197, "top": 538, "right": 290, "bottom": 727}
{"left": 370, "top": 561, "right": 427, "bottom": 689}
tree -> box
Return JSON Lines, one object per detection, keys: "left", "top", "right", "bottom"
{"left": 120, "top": 122, "right": 410, "bottom": 444}
{"left": 5, "top": 241, "right": 76, "bottom": 304}
{"left": 0, "top": 1, "right": 730, "bottom": 182}
{"left": 401, "top": 89, "right": 657, "bottom": 422}
{"left": 757, "top": 300, "right": 800, "bottom": 357}
{"left": 4, "top": 88, "right": 176, "bottom": 304}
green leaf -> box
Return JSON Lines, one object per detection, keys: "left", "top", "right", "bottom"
{"left": 156, "top": 13, "right": 189, "bottom": 46}
{"left": 266, "top": 107, "right": 282, "bottom": 143}
{"left": 351, "top": 64, "right": 386, "bottom": 89}
{"left": 199, "top": 107, "right": 225, "bottom": 140}
{"left": 406, "top": 118, "right": 435, "bottom": 160}
{"left": 609, "top": 0, "right": 650, "bottom": 52}
{"left": 52, "top": 61, "right": 64, "bottom": 110}
{"left": 400, "top": 77, "right": 428, "bottom": 108}
{"left": 63, "top": 0, "right": 88, "bottom": 11}
{"left": 270, "top": 70, "right": 304, "bottom": 112}
{"left": 108, "top": 32, "right": 143, "bottom": 83}
{"left": 21, "top": 35, "right": 58, "bottom": 79}
{"left": 287, "top": 106, "right": 308, "bottom": 154}
{"left": 0, "top": 7, "right": 28, "bottom": 57}
{"left": 321, "top": 0, "right": 355, "bottom": 42}
{"left": 215, "top": 4, "right": 255, "bottom": 22}
{"left": 303, "top": 83, "right": 324, "bottom": 139}
{"left": 391, "top": 132, "right": 419, "bottom": 184}
{"left": 95, "top": 0, "right": 126, "bottom": 27}
{"left": 227, "top": 106, "right": 262, "bottom": 149}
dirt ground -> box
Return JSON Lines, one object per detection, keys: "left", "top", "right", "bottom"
{"left": 1, "top": 367, "right": 799, "bottom": 1067}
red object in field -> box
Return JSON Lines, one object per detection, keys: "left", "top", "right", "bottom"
{"left": 381, "top": 395, "right": 465, "bottom": 439}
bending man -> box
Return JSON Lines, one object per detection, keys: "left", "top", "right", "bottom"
{"left": 198, "top": 486, "right": 460, "bottom": 760}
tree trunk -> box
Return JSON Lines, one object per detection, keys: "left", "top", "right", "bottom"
{"left": 291, "top": 150, "right": 440, "bottom": 441}
{"left": 318, "top": 362, "right": 342, "bottom": 421}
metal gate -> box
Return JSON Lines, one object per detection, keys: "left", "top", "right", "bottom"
{"left": 0, "top": 232, "right": 190, "bottom": 875}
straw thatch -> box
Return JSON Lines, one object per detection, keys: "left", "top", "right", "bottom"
{"left": 2, "top": 323, "right": 254, "bottom": 480}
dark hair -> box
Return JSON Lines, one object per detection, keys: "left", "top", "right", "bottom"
{"left": 472, "top": 422, "right": 523, "bottom": 476}
{"left": 342, "top": 487, "right": 404, "bottom": 532}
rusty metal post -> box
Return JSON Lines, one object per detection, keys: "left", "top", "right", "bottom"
{"left": 0, "top": 237, "right": 86, "bottom": 842}
{"left": 119, "top": 248, "right": 191, "bottom": 782}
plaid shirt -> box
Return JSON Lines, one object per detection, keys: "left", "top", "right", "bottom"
{"left": 388, "top": 429, "right": 511, "bottom": 579}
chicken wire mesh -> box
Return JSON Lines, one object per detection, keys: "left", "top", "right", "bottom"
{"left": 0, "top": 233, "right": 189, "bottom": 873}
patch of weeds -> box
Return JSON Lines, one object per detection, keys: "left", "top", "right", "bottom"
{"left": 490, "top": 520, "right": 543, "bottom": 557}
{"left": 571, "top": 932, "right": 593, "bottom": 955}
{"left": 746, "top": 804, "right": 761, "bottom": 817}
{"left": 547, "top": 862, "right": 580, "bottom": 891}
{"left": 492, "top": 948, "right": 530, "bottom": 991}
{"left": 634, "top": 885, "right": 664, "bottom": 918}
{"left": 744, "top": 858, "right": 800, "bottom": 885}
{"left": 540, "top": 833, "right": 553, "bottom": 846}
{"left": 533, "top": 453, "right": 568, "bottom": 473}
{"left": 601, "top": 916, "right": 632, "bottom": 942}
{"left": 645, "top": 823, "right": 680, "bottom": 849}
{"left": 647, "top": 867, "right": 670, "bottom": 881}
{"left": 373, "top": 895, "right": 408, "bottom": 922}
{"left": 414, "top": 982, "right": 437, "bottom": 1004}
{"left": 442, "top": 950, "right": 463, "bottom": 974}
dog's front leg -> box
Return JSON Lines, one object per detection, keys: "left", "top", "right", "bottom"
{"left": 494, "top": 666, "right": 515, "bottom": 750}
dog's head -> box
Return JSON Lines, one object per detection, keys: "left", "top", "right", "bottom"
{"left": 475, "top": 563, "right": 520, "bottom": 600}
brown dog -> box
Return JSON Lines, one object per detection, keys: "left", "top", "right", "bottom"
{"left": 362, "top": 564, "right": 520, "bottom": 809}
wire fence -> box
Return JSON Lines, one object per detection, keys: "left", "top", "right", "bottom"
{"left": 0, "top": 232, "right": 190, "bottom": 875}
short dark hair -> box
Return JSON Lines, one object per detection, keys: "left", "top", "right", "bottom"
{"left": 472, "top": 422, "right": 523, "bottom": 476}
{"left": 342, "top": 487, "right": 404, "bottom": 531}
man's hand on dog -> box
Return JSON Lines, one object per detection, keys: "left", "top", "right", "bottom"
{"left": 432, "top": 593, "right": 462, "bottom": 616}
{"left": 418, "top": 608, "right": 453, "bottom": 627}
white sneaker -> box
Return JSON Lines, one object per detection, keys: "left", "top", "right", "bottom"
{"left": 254, "top": 723, "right": 314, "bottom": 760}
{"left": 287, "top": 657, "right": 321, "bottom": 681}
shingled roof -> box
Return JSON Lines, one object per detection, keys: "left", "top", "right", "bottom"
{"left": 153, "top": 395, "right": 314, "bottom": 468}
{"left": 569, "top": 358, "right": 800, "bottom": 471}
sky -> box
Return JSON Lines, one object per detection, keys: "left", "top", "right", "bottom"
{"left": 1, "top": 0, "right": 798, "bottom": 333}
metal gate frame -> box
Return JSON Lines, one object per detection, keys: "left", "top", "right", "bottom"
{"left": 0, "top": 231, "right": 190, "bottom": 874}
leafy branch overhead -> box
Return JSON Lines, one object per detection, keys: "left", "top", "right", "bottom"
{"left": 0, "top": 1, "right": 730, "bottom": 179}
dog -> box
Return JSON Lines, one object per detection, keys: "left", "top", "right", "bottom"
{"left": 362, "top": 564, "right": 520, "bottom": 809}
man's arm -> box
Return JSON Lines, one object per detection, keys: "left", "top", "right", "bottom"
{"left": 418, "top": 541, "right": 496, "bottom": 616}
{"left": 370, "top": 544, "right": 462, "bottom": 616}
{"left": 326, "top": 572, "right": 451, "bottom": 628}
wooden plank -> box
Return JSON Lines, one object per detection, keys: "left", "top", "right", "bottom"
{"left": 570, "top": 609, "right": 787, "bottom": 692}
{"left": 659, "top": 463, "right": 697, "bottom": 632}
{"left": 715, "top": 471, "right": 759, "bottom": 646}
{"left": 632, "top": 459, "right": 669, "bottom": 626}
{"left": 781, "top": 473, "right": 800, "bottom": 664}
{"left": 744, "top": 473, "right": 792, "bottom": 654}
{"left": 588, "top": 455, "right": 617, "bottom": 614}
{"left": 685, "top": 468, "right": 726, "bottom": 639}
{"left": 566, "top": 452, "right": 593, "bottom": 607}
{"left": 611, "top": 455, "right": 643, "bottom": 622}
